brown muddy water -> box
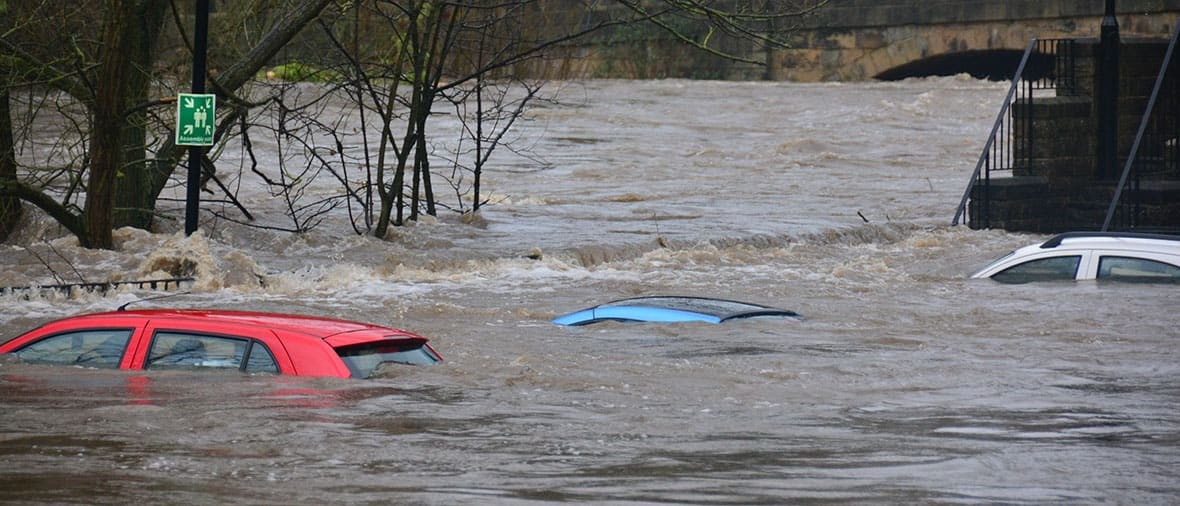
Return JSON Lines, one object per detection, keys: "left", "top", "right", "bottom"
{"left": 1, "top": 78, "right": 1178, "bottom": 504}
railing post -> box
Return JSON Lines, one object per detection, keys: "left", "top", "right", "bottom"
{"left": 951, "top": 39, "right": 1039, "bottom": 227}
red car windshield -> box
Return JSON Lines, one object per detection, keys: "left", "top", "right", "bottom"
{"left": 334, "top": 339, "right": 441, "bottom": 378}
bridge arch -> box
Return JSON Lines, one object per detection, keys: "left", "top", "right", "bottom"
{"left": 767, "top": 1, "right": 1176, "bottom": 82}
{"left": 873, "top": 48, "right": 1053, "bottom": 81}
{"left": 774, "top": 24, "right": 1038, "bottom": 81}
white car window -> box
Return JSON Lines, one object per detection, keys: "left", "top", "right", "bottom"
{"left": 991, "top": 255, "right": 1081, "bottom": 284}
{"left": 1097, "top": 256, "right": 1180, "bottom": 283}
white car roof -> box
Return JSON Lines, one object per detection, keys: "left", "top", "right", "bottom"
{"left": 1035, "top": 232, "right": 1180, "bottom": 254}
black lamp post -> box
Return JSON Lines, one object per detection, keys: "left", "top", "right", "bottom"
{"left": 1098, "top": 0, "right": 1119, "bottom": 179}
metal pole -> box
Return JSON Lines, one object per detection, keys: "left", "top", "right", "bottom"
{"left": 185, "top": 0, "right": 209, "bottom": 236}
{"left": 1098, "top": 0, "right": 1119, "bottom": 179}
{"left": 1102, "top": 21, "right": 1180, "bottom": 231}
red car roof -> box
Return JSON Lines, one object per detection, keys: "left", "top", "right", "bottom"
{"left": 62, "top": 309, "right": 404, "bottom": 340}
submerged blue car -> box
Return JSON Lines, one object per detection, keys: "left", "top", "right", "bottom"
{"left": 552, "top": 296, "right": 802, "bottom": 326}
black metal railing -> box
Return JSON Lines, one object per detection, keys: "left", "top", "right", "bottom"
{"left": 1102, "top": 21, "right": 1180, "bottom": 231}
{"left": 952, "top": 38, "right": 1077, "bottom": 227}
{"left": 1, "top": 277, "right": 194, "bottom": 297}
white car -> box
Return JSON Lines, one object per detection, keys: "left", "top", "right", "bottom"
{"left": 971, "top": 232, "right": 1180, "bottom": 283}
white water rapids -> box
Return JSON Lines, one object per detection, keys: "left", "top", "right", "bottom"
{"left": 1, "top": 77, "right": 1178, "bottom": 504}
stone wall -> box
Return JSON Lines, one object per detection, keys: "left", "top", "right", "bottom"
{"left": 969, "top": 36, "right": 1180, "bottom": 232}
{"left": 516, "top": 0, "right": 1179, "bottom": 82}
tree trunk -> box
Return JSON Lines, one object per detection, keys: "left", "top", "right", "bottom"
{"left": 0, "top": 90, "right": 22, "bottom": 241}
{"left": 112, "top": 0, "right": 168, "bottom": 229}
{"left": 83, "top": 0, "right": 138, "bottom": 249}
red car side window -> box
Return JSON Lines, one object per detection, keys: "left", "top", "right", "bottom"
{"left": 244, "top": 342, "right": 279, "bottom": 374}
{"left": 12, "top": 329, "right": 133, "bottom": 369}
{"left": 145, "top": 331, "right": 279, "bottom": 374}
{"left": 146, "top": 332, "right": 245, "bottom": 370}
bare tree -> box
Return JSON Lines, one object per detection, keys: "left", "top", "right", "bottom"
{"left": 0, "top": 0, "right": 334, "bottom": 247}
{"left": 445, "top": 77, "right": 544, "bottom": 215}
{"left": 2, "top": 0, "right": 827, "bottom": 247}
{"left": 311, "top": 1, "right": 643, "bottom": 238}
{"left": 321, "top": 0, "right": 828, "bottom": 238}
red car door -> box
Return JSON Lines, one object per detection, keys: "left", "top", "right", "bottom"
{"left": 129, "top": 319, "right": 294, "bottom": 374}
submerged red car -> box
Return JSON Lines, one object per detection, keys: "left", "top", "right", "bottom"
{"left": 0, "top": 309, "right": 441, "bottom": 379}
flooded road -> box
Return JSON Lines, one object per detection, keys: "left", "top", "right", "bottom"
{"left": 2, "top": 78, "right": 1179, "bottom": 504}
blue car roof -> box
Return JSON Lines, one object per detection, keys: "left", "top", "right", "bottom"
{"left": 552, "top": 296, "right": 801, "bottom": 326}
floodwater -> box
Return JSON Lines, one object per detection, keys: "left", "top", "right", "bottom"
{"left": 2, "top": 78, "right": 1179, "bottom": 504}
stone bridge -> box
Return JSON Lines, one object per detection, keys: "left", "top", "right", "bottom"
{"left": 758, "top": 0, "right": 1179, "bottom": 81}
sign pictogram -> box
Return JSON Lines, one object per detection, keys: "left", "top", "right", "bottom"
{"left": 175, "top": 93, "right": 216, "bottom": 146}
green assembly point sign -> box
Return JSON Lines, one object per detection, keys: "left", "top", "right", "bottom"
{"left": 175, "top": 93, "right": 216, "bottom": 146}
